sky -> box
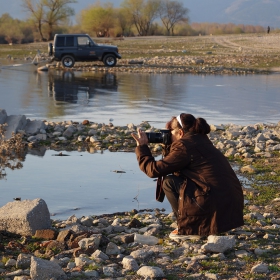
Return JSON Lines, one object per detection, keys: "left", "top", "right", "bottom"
{"left": 0, "top": 0, "right": 278, "bottom": 27}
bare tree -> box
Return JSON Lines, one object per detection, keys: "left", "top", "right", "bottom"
{"left": 122, "top": 0, "right": 161, "bottom": 36}
{"left": 42, "top": 0, "right": 76, "bottom": 40}
{"left": 22, "top": 0, "right": 46, "bottom": 41}
{"left": 115, "top": 8, "right": 134, "bottom": 36}
{"left": 159, "top": 0, "right": 188, "bottom": 35}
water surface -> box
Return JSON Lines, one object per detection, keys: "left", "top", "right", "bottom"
{"left": 1, "top": 64, "right": 280, "bottom": 219}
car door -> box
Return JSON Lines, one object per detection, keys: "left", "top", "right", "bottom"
{"left": 76, "top": 36, "right": 98, "bottom": 61}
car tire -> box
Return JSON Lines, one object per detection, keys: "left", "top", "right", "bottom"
{"left": 48, "top": 43, "right": 53, "bottom": 56}
{"left": 103, "top": 54, "right": 117, "bottom": 67}
{"left": 62, "top": 55, "right": 75, "bottom": 68}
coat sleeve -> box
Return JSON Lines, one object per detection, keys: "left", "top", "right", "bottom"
{"left": 135, "top": 140, "right": 191, "bottom": 178}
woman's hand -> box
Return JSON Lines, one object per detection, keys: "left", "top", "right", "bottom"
{"left": 131, "top": 128, "right": 149, "bottom": 146}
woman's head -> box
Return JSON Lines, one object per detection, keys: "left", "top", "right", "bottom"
{"left": 166, "top": 113, "right": 210, "bottom": 136}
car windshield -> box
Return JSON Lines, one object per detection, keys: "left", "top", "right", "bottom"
{"left": 77, "top": 36, "right": 95, "bottom": 46}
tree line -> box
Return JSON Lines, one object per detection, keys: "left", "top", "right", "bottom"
{"left": 0, "top": 0, "right": 267, "bottom": 44}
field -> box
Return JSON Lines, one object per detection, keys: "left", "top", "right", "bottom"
{"left": 1, "top": 32, "right": 280, "bottom": 71}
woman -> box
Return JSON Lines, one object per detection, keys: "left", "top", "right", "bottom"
{"left": 132, "top": 113, "right": 244, "bottom": 237}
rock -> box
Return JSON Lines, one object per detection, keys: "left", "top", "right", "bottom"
{"left": 4, "top": 114, "right": 27, "bottom": 139}
{"left": 16, "top": 253, "right": 32, "bottom": 269}
{"left": 63, "top": 125, "right": 77, "bottom": 138}
{"left": 84, "top": 270, "right": 99, "bottom": 277}
{"left": 137, "top": 266, "right": 165, "bottom": 278}
{"left": 235, "top": 250, "right": 252, "bottom": 258}
{"left": 34, "top": 229, "right": 58, "bottom": 240}
{"left": 250, "top": 263, "right": 269, "bottom": 274}
{"left": 103, "top": 266, "right": 117, "bottom": 277}
{"left": 37, "top": 65, "right": 48, "bottom": 71}
{"left": 240, "top": 165, "right": 257, "bottom": 174}
{"left": 78, "top": 235, "right": 102, "bottom": 251}
{"left": 91, "top": 249, "right": 109, "bottom": 261}
{"left": 30, "top": 256, "right": 67, "bottom": 280}
{"left": 105, "top": 242, "right": 120, "bottom": 255}
{"left": 122, "top": 256, "right": 139, "bottom": 271}
{"left": 201, "top": 235, "right": 236, "bottom": 253}
{"left": 74, "top": 256, "right": 95, "bottom": 266}
{"left": 0, "top": 198, "right": 51, "bottom": 236}
{"left": 0, "top": 109, "right": 7, "bottom": 124}
{"left": 25, "top": 120, "right": 47, "bottom": 135}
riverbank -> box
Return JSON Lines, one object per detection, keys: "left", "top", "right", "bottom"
{"left": 1, "top": 33, "right": 280, "bottom": 75}
{"left": 1, "top": 117, "right": 280, "bottom": 279}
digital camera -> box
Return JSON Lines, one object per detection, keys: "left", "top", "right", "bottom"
{"left": 145, "top": 129, "right": 171, "bottom": 146}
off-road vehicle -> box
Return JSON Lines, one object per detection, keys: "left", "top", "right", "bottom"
{"left": 48, "top": 34, "right": 121, "bottom": 68}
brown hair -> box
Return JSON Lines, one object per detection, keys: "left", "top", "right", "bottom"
{"left": 166, "top": 113, "right": 210, "bottom": 135}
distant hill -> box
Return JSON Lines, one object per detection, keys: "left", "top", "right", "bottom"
{"left": 1, "top": 0, "right": 280, "bottom": 28}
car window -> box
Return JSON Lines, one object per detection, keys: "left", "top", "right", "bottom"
{"left": 56, "top": 36, "right": 65, "bottom": 47}
{"left": 77, "top": 36, "right": 91, "bottom": 46}
{"left": 66, "top": 36, "right": 74, "bottom": 47}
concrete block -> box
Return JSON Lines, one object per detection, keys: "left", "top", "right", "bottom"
{"left": 0, "top": 198, "right": 51, "bottom": 236}
{"left": 0, "top": 109, "right": 7, "bottom": 124}
{"left": 4, "top": 114, "right": 27, "bottom": 139}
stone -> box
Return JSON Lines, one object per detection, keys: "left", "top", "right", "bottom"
{"left": 56, "top": 229, "right": 72, "bottom": 242}
{"left": 91, "top": 249, "right": 109, "bottom": 261}
{"left": 4, "top": 114, "right": 27, "bottom": 139}
{"left": 250, "top": 263, "right": 269, "bottom": 274}
{"left": 24, "top": 120, "right": 47, "bottom": 135}
{"left": 34, "top": 229, "right": 58, "bottom": 240}
{"left": 74, "top": 256, "right": 95, "bottom": 267}
{"left": 103, "top": 266, "right": 116, "bottom": 277}
{"left": 240, "top": 165, "right": 257, "bottom": 174}
{"left": 0, "top": 109, "right": 7, "bottom": 124}
{"left": 122, "top": 256, "right": 139, "bottom": 271}
{"left": 137, "top": 266, "right": 165, "bottom": 278}
{"left": 78, "top": 235, "right": 102, "bottom": 251}
{"left": 82, "top": 120, "right": 89, "bottom": 125}
{"left": 201, "top": 235, "right": 236, "bottom": 253}
{"left": 16, "top": 254, "right": 32, "bottom": 269}
{"left": 130, "top": 248, "right": 154, "bottom": 261}
{"left": 105, "top": 242, "right": 120, "bottom": 255}
{"left": 0, "top": 198, "right": 51, "bottom": 236}
{"left": 224, "top": 148, "right": 236, "bottom": 157}
{"left": 63, "top": 125, "right": 77, "bottom": 138}
{"left": 30, "top": 256, "right": 67, "bottom": 280}
{"left": 84, "top": 270, "right": 99, "bottom": 277}
{"left": 235, "top": 250, "right": 252, "bottom": 258}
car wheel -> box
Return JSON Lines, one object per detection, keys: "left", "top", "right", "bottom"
{"left": 48, "top": 43, "right": 53, "bottom": 56}
{"left": 62, "top": 55, "right": 75, "bottom": 68}
{"left": 103, "top": 54, "right": 117, "bottom": 67}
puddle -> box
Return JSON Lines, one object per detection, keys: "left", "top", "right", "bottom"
{"left": 1, "top": 150, "right": 171, "bottom": 220}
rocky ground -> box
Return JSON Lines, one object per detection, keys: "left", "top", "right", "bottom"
{"left": 1, "top": 119, "right": 280, "bottom": 279}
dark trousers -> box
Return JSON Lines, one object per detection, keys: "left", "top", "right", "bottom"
{"left": 162, "top": 175, "right": 185, "bottom": 218}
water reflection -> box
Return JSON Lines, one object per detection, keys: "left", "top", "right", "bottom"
{"left": 1, "top": 66, "right": 280, "bottom": 127}
{"left": 47, "top": 71, "right": 118, "bottom": 104}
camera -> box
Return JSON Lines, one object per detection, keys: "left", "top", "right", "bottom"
{"left": 145, "top": 129, "right": 171, "bottom": 146}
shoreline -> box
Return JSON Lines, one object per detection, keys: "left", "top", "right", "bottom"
{"left": 2, "top": 33, "right": 280, "bottom": 75}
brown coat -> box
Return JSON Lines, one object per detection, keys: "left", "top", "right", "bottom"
{"left": 135, "top": 132, "right": 244, "bottom": 236}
